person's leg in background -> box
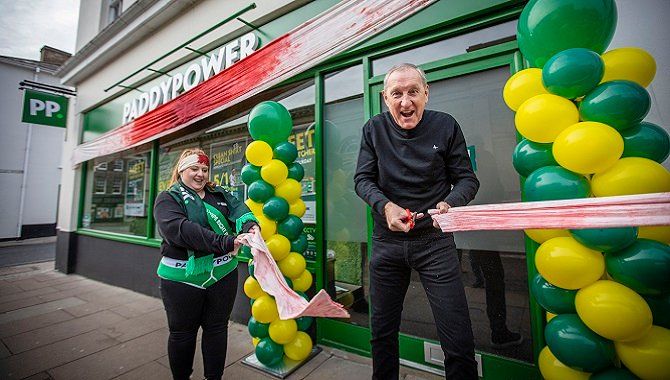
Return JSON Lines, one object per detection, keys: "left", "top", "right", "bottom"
{"left": 369, "top": 237, "right": 411, "bottom": 380}
{"left": 201, "top": 268, "right": 239, "bottom": 380}
{"left": 470, "top": 250, "right": 522, "bottom": 348}
{"left": 411, "top": 235, "right": 478, "bottom": 380}
{"left": 160, "top": 278, "right": 206, "bottom": 380}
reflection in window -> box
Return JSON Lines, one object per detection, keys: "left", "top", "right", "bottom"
{"left": 82, "top": 150, "right": 151, "bottom": 236}
{"left": 323, "top": 65, "right": 369, "bottom": 326}
{"left": 372, "top": 20, "right": 517, "bottom": 76}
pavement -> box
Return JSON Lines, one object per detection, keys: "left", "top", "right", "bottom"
{"left": 0, "top": 237, "right": 56, "bottom": 268}
{"left": 0, "top": 259, "right": 443, "bottom": 380}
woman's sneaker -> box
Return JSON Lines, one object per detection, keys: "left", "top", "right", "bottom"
{"left": 491, "top": 330, "right": 523, "bottom": 349}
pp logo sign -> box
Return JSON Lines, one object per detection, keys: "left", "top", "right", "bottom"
{"left": 29, "top": 99, "right": 62, "bottom": 118}
{"left": 22, "top": 89, "right": 68, "bottom": 128}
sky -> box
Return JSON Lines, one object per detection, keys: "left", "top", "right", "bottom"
{"left": 0, "top": 0, "right": 79, "bottom": 60}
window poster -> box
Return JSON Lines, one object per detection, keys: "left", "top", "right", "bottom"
{"left": 210, "top": 139, "right": 247, "bottom": 200}
{"left": 157, "top": 147, "right": 184, "bottom": 192}
{"left": 124, "top": 157, "right": 147, "bottom": 217}
{"left": 288, "top": 125, "right": 316, "bottom": 224}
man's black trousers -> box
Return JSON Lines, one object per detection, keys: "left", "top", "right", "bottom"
{"left": 160, "top": 268, "right": 238, "bottom": 380}
{"left": 369, "top": 233, "right": 477, "bottom": 380}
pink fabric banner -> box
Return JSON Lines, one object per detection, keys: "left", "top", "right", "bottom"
{"left": 239, "top": 232, "right": 349, "bottom": 320}
{"left": 72, "top": 0, "right": 436, "bottom": 166}
{"left": 430, "top": 193, "right": 670, "bottom": 232}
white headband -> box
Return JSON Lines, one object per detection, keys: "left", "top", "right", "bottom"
{"left": 177, "top": 154, "right": 208, "bottom": 173}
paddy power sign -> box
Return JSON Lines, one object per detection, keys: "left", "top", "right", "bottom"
{"left": 22, "top": 89, "right": 68, "bottom": 128}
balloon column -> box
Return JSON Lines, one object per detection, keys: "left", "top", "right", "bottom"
{"left": 242, "top": 101, "right": 314, "bottom": 367}
{"left": 507, "top": 1, "right": 670, "bottom": 379}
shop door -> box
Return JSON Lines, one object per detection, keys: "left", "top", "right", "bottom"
{"left": 370, "top": 64, "right": 534, "bottom": 375}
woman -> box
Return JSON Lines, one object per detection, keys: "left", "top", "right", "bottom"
{"left": 154, "top": 148, "right": 258, "bottom": 380}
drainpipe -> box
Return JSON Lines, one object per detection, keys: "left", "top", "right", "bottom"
{"left": 16, "top": 66, "right": 40, "bottom": 238}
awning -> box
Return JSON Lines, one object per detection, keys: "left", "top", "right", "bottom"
{"left": 72, "top": 0, "right": 436, "bottom": 166}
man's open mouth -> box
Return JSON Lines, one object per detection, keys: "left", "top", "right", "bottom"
{"left": 400, "top": 110, "right": 414, "bottom": 118}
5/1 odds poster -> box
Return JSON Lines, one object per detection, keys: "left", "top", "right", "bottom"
{"left": 124, "top": 157, "right": 147, "bottom": 217}
{"left": 210, "top": 139, "right": 247, "bottom": 199}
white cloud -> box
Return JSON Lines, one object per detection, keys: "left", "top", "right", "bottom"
{"left": 0, "top": 0, "right": 79, "bottom": 60}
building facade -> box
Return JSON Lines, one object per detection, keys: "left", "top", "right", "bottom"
{"left": 55, "top": 0, "right": 669, "bottom": 378}
{"left": 0, "top": 46, "right": 72, "bottom": 240}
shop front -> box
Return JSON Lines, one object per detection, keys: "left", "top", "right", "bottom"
{"left": 58, "top": 0, "right": 547, "bottom": 378}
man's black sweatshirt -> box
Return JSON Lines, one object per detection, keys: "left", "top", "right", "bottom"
{"left": 354, "top": 110, "right": 479, "bottom": 238}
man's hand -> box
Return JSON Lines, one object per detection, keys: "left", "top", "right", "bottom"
{"left": 384, "top": 202, "right": 412, "bottom": 232}
{"left": 433, "top": 201, "right": 451, "bottom": 228}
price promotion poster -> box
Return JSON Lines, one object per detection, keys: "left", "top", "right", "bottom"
{"left": 289, "top": 125, "right": 317, "bottom": 260}
{"left": 210, "top": 139, "right": 247, "bottom": 200}
{"left": 124, "top": 157, "right": 147, "bottom": 217}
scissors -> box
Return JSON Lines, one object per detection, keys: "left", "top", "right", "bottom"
{"left": 401, "top": 209, "right": 425, "bottom": 230}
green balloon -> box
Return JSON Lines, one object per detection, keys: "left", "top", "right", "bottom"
{"left": 248, "top": 316, "right": 269, "bottom": 338}
{"left": 248, "top": 180, "right": 274, "bottom": 203}
{"left": 605, "top": 239, "right": 670, "bottom": 295}
{"left": 291, "top": 233, "right": 308, "bottom": 254}
{"left": 570, "top": 227, "right": 638, "bottom": 252}
{"left": 542, "top": 48, "right": 604, "bottom": 99}
{"left": 590, "top": 367, "right": 639, "bottom": 380}
{"left": 517, "top": 0, "right": 617, "bottom": 68}
{"left": 241, "top": 164, "right": 261, "bottom": 185}
{"left": 296, "top": 316, "right": 314, "bottom": 331}
{"left": 255, "top": 337, "right": 284, "bottom": 366}
{"left": 284, "top": 276, "right": 293, "bottom": 289}
{"left": 287, "top": 162, "right": 305, "bottom": 181}
{"left": 250, "top": 298, "right": 255, "bottom": 307}
{"left": 273, "top": 141, "right": 298, "bottom": 165}
{"left": 296, "top": 291, "right": 308, "bottom": 300}
{"left": 277, "top": 215, "right": 304, "bottom": 241}
{"left": 545, "top": 314, "right": 616, "bottom": 373}
{"left": 580, "top": 80, "right": 651, "bottom": 131}
{"left": 621, "top": 121, "right": 670, "bottom": 163}
{"left": 643, "top": 294, "right": 670, "bottom": 329}
{"left": 512, "top": 139, "right": 558, "bottom": 177}
{"left": 248, "top": 262, "right": 255, "bottom": 278}
{"left": 263, "top": 197, "right": 289, "bottom": 221}
{"left": 248, "top": 101, "right": 293, "bottom": 146}
{"left": 530, "top": 274, "right": 577, "bottom": 314}
{"left": 523, "top": 166, "right": 590, "bottom": 201}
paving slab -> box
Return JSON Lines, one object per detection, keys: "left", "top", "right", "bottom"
{"left": 303, "top": 354, "right": 372, "bottom": 380}
{"left": 111, "top": 360, "right": 173, "bottom": 380}
{"left": 100, "top": 309, "right": 166, "bottom": 342}
{"left": 0, "top": 309, "right": 74, "bottom": 338}
{"left": 0, "top": 297, "right": 85, "bottom": 324}
{"left": 3, "top": 310, "right": 126, "bottom": 353}
{"left": 48, "top": 328, "right": 169, "bottom": 380}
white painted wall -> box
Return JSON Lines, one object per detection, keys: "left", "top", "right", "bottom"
{"left": 0, "top": 62, "right": 65, "bottom": 238}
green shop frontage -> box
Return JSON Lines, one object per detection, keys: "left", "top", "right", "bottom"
{"left": 58, "top": 1, "right": 544, "bottom": 378}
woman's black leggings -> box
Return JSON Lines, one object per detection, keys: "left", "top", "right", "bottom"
{"left": 160, "top": 268, "right": 238, "bottom": 380}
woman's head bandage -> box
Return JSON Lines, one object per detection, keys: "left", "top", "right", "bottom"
{"left": 177, "top": 153, "right": 209, "bottom": 173}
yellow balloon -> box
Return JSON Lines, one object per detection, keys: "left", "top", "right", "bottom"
{"left": 289, "top": 199, "right": 307, "bottom": 218}
{"left": 503, "top": 68, "right": 549, "bottom": 111}
{"left": 525, "top": 229, "right": 571, "bottom": 244}
{"left": 245, "top": 198, "right": 263, "bottom": 216}
{"left": 251, "top": 295, "right": 279, "bottom": 324}
{"left": 245, "top": 141, "right": 273, "bottom": 167}
{"left": 538, "top": 346, "right": 591, "bottom": 380}
{"left": 243, "top": 276, "right": 266, "bottom": 299}
{"left": 252, "top": 337, "right": 260, "bottom": 347}
{"left": 639, "top": 226, "right": 670, "bottom": 244}
{"left": 591, "top": 157, "right": 670, "bottom": 197}
{"left": 261, "top": 159, "right": 288, "bottom": 186}
{"left": 553, "top": 122, "right": 623, "bottom": 174}
{"left": 292, "top": 269, "right": 313, "bottom": 292}
{"left": 615, "top": 325, "right": 670, "bottom": 380}
{"left": 278, "top": 252, "right": 307, "bottom": 279}
{"left": 576, "top": 280, "right": 653, "bottom": 342}
{"left": 284, "top": 331, "right": 313, "bottom": 361}
{"left": 255, "top": 214, "right": 277, "bottom": 240}
{"left": 266, "top": 234, "right": 290, "bottom": 261}
{"left": 602, "top": 47, "right": 657, "bottom": 88}
{"left": 546, "top": 312, "right": 557, "bottom": 322}
{"left": 536, "top": 237, "right": 604, "bottom": 290}
{"left": 515, "top": 94, "right": 579, "bottom": 143}
{"left": 275, "top": 179, "right": 302, "bottom": 203}
{"left": 268, "top": 319, "right": 298, "bottom": 344}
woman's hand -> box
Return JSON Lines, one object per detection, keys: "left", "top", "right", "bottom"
{"left": 232, "top": 233, "right": 251, "bottom": 255}
{"left": 250, "top": 224, "right": 261, "bottom": 235}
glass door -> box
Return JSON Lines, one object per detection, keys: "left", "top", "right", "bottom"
{"left": 370, "top": 63, "right": 534, "bottom": 371}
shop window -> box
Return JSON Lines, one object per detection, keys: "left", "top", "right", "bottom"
{"left": 323, "top": 65, "right": 368, "bottom": 326}
{"left": 372, "top": 20, "right": 517, "bottom": 76}
{"left": 101, "top": 0, "right": 123, "bottom": 28}
{"left": 82, "top": 149, "right": 151, "bottom": 236}
{"left": 113, "top": 159, "right": 124, "bottom": 171}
